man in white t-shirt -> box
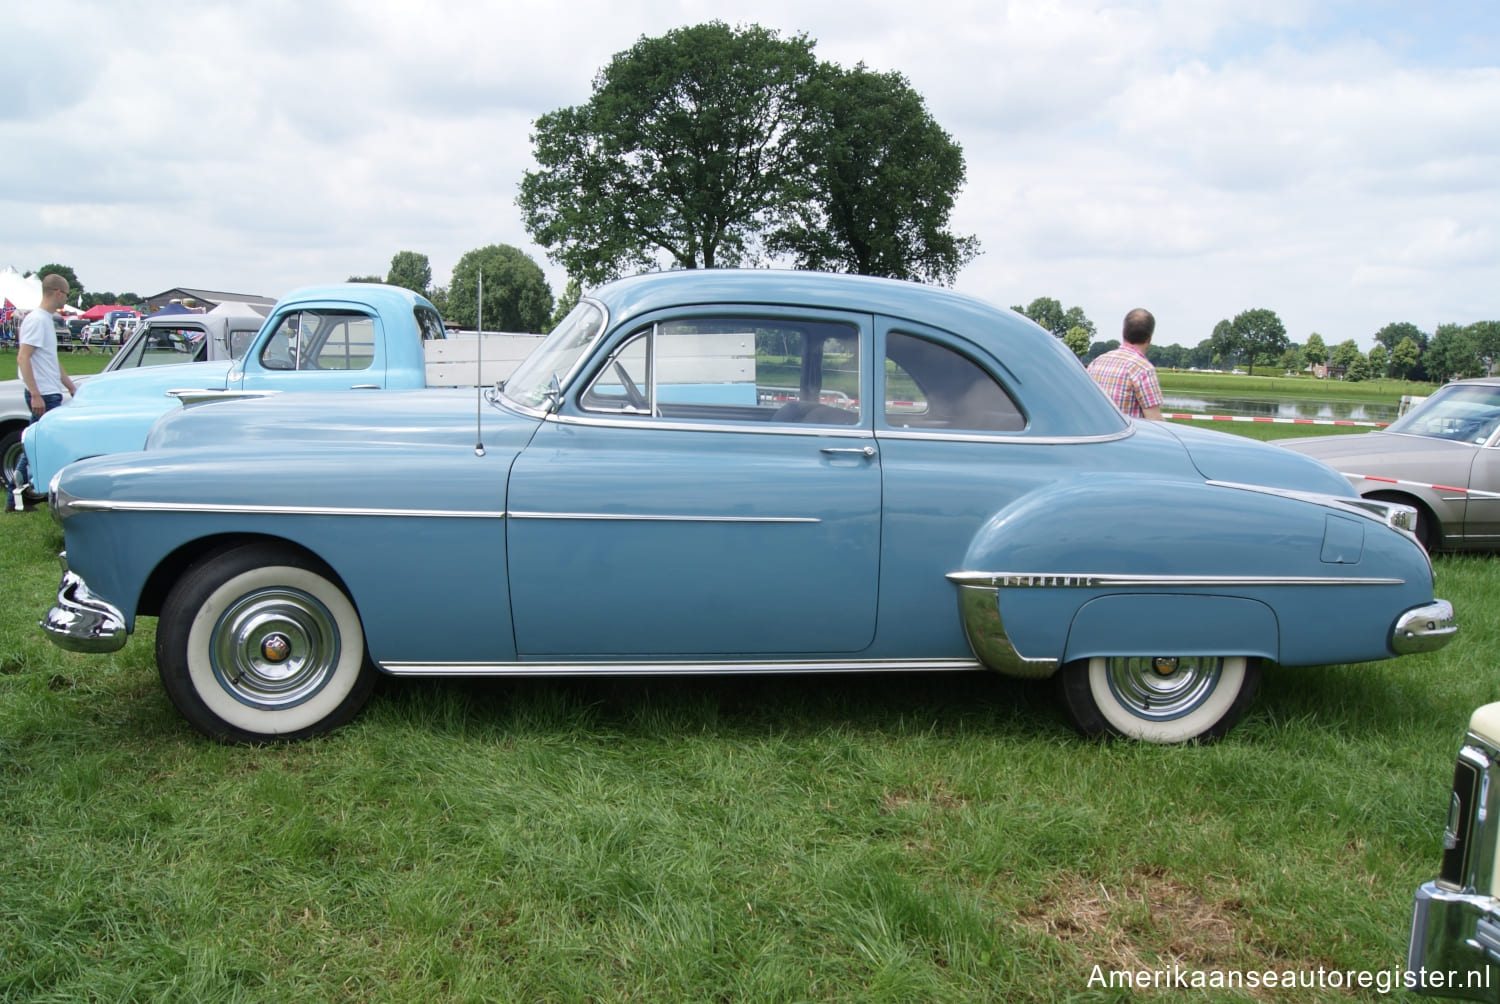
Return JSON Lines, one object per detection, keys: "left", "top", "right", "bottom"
{"left": 6, "top": 274, "right": 77, "bottom": 511}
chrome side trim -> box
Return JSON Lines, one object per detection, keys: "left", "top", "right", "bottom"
{"left": 954, "top": 585, "right": 1057, "bottom": 679}
{"left": 1393, "top": 600, "right": 1458, "bottom": 654}
{"left": 947, "top": 571, "right": 1404, "bottom": 588}
{"left": 379, "top": 658, "right": 983, "bottom": 677}
{"left": 42, "top": 571, "right": 127, "bottom": 654}
{"left": 1209, "top": 479, "right": 1421, "bottom": 532}
{"left": 165, "top": 389, "right": 282, "bottom": 406}
{"left": 55, "top": 499, "right": 508, "bottom": 519}
{"left": 877, "top": 427, "right": 1134, "bottom": 445}
{"left": 508, "top": 510, "right": 818, "bottom": 524}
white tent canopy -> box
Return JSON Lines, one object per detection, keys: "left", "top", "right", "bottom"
{"left": 0, "top": 266, "right": 43, "bottom": 310}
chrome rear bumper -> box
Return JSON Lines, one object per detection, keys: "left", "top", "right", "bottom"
{"left": 1395, "top": 600, "right": 1458, "bottom": 655}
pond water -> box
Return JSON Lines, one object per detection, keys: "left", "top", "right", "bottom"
{"left": 1161, "top": 392, "right": 1400, "bottom": 423}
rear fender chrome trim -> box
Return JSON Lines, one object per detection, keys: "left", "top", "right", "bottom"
{"left": 947, "top": 571, "right": 1403, "bottom": 588}
{"left": 954, "top": 585, "right": 1057, "bottom": 679}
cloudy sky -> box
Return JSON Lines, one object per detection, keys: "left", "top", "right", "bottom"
{"left": 4, "top": 0, "right": 1496, "bottom": 348}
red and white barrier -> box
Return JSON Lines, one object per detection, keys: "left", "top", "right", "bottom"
{"left": 1347, "top": 473, "right": 1500, "bottom": 499}
{"left": 1163, "top": 412, "right": 1389, "bottom": 429}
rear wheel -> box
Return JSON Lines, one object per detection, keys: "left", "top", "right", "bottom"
{"left": 156, "top": 544, "right": 376, "bottom": 744}
{"left": 1057, "top": 656, "right": 1260, "bottom": 743}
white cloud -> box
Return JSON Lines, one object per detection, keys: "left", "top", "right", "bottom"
{"left": 2, "top": 0, "right": 1495, "bottom": 349}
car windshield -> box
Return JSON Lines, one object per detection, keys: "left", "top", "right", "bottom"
{"left": 501, "top": 300, "right": 606, "bottom": 410}
{"left": 1386, "top": 383, "right": 1500, "bottom": 445}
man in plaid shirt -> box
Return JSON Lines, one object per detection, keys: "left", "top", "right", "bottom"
{"left": 1087, "top": 308, "right": 1162, "bottom": 420}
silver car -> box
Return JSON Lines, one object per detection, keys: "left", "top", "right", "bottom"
{"left": 1278, "top": 378, "right": 1500, "bottom": 551}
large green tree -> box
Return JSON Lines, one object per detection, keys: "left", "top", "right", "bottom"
{"left": 1373, "top": 321, "right": 1427, "bottom": 354}
{"left": 1389, "top": 337, "right": 1421, "bottom": 379}
{"left": 1013, "top": 297, "right": 1094, "bottom": 340}
{"left": 387, "top": 251, "right": 432, "bottom": 295}
{"left": 1302, "top": 332, "right": 1328, "bottom": 367}
{"left": 446, "top": 245, "right": 553, "bottom": 332}
{"left": 1425, "top": 324, "right": 1476, "bottom": 381}
{"left": 1229, "top": 308, "right": 1288, "bottom": 371}
{"left": 767, "top": 62, "right": 977, "bottom": 283}
{"left": 34, "top": 264, "right": 83, "bottom": 302}
{"left": 519, "top": 22, "right": 817, "bottom": 286}
{"left": 1209, "top": 319, "right": 1240, "bottom": 370}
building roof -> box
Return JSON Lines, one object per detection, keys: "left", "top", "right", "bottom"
{"left": 146, "top": 287, "right": 277, "bottom": 311}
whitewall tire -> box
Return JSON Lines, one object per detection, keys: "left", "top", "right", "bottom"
{"left": 1057, "top": 656, "right": 1260, "bottom": 744}
{"left": 157, "top": 545, "right": 376, "bottom": 744}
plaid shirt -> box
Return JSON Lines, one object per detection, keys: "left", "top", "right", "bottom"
{"left": 1086, "top": 343, "right": 1162, "bottom": 418}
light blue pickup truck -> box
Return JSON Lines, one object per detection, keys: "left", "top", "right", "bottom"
{"left": 2, "top": 303, "right": 268, "bottom": 495}
{"left": 19, "top": 284, "right": 537, "bottom": 496}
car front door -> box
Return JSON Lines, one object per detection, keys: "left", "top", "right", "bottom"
{"left": 505, "top": 307, "right": 881, "bottom": 659}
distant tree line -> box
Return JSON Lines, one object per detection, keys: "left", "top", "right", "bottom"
{"left": 1014, "top": 297, "right": 1499, "bottom": 384}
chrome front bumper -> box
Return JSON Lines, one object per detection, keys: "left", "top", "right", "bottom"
{"left": 1395, "top": 600, "right": 1459, "bottom": 655}
{"left": 42, "top": 569, "right": 127, "bottom": 654}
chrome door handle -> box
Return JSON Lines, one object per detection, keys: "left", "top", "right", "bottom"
{"left": 820, "top": 446, "right": 877, "bottom": 458}
{"left": 350, "top": 384, "right": 380, "bottom": 390}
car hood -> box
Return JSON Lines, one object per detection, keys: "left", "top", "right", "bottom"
{"left": 68, "top": 359, "right": 235, "bottom": 407}
{"left": 1147, "top": 421, "right": 1355, "bottom": 496}
{"left": 1274, "top": 430, "right": 1474, "bottom": 464}
{"left": 145, "top": 386, "right": 542, "bottom": 453}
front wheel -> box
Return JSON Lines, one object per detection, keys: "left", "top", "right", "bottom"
{"left": 1057, "top": 656, "right": 1260, "bottom": 744}
{"left": 2, "top": 426, "right": 41, "bottom": 501}
{"left": 156, "top": 545, "right": 377, "bottom": 744}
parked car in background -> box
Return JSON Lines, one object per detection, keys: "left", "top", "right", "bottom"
{"left": 19, "top": 284, "right": 536, "bottom": 498}
{"left": 41, "top": 270, "right": 1453, "bottom": 745}
{"left": 0, "top": 303, "right": 268, "bottom": 495}
{"left": 1276, "top": 378, "right": 1500, "bottom": 551}
{"left": 1408, "top": 703, "right": 1500, "bottom": 1001}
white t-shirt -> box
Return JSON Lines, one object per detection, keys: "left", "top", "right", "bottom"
{"left": 19, "top": 309, "right": 64, "bottom": 396}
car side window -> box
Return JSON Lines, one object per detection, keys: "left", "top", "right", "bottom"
{"left": 259, "top": 310, "right": 375, "bottom": 372}
{"left": 884, "top": 331, "right": 1024, "bottom": 432}
{"left": 580, "top": 318, "right": 861, "bottom": 425}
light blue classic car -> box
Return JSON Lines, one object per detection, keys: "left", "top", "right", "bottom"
{"left": 41, "top": 270, "right": 1456, "bottom": 744}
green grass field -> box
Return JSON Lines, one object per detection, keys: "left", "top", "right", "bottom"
{"left": 0, "top": 347, "right": 118, "bottom": 383}
{"left": 1, "top": 415, "right": 1487, "bottom": 1002}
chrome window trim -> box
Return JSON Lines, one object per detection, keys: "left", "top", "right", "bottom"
{"left": 877, "top": 428, "right": 1134, "bottom": 446}
{"left": 948, "top": 571, "right": 1404, "bottom": 588}
{"left": 509, "top": 510, "right": 818, "bottom": 524}
{"left": 498, "top": 296, "right": 611, "bottom": 415}
{"left": 380, "top": 657, "right": 982, "bottom": 677}
{"left": 546, "top": 412, "right": 876, "bottom": 438}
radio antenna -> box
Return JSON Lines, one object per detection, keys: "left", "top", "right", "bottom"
{"left": 474, "top": 270, "right": 485, "bottom": 457}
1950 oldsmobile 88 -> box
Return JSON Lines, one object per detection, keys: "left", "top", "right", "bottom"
{"left": 40, "top": 270, "right": 1456, "bottom": 745}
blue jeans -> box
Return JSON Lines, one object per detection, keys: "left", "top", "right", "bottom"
{"left": 5, "top": 390, "right": 63, "bottom": 493}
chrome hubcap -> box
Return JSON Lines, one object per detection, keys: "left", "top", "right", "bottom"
{"left": 1106, "top": 657, "right": 1222, "bottom": 721}
{"left": 211, "top": 588, "right": 340, "bottom": 709}
{"left": 2, "top": 439, "right": 22, "bottom": 484}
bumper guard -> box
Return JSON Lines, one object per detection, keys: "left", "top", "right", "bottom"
{"left": 42, "top": 569, "right": 127, "bottom": 654}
